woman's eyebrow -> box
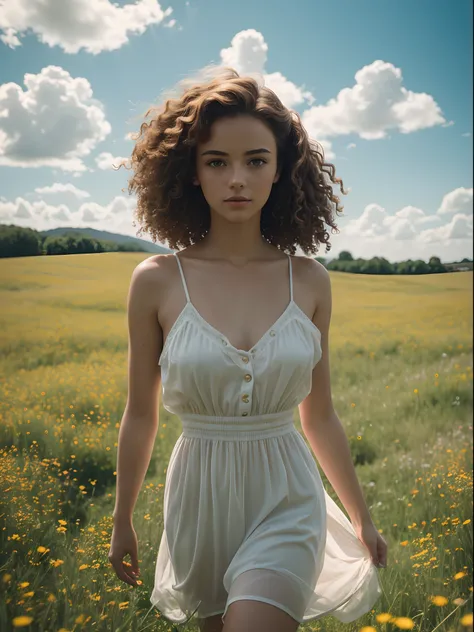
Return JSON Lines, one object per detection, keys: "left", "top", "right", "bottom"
{"left": 200, "top": 148, "right": 272, "bottom": 156}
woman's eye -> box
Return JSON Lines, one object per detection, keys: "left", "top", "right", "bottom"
{"left": 206, "top": 158, "right": 267, "bottom": 168}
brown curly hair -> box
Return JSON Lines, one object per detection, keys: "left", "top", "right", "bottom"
{"left": 119, "top": 65, "right": 347, "bottom": 255}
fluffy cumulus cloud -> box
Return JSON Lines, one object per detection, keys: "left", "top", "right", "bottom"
{"left": 344, "top": 187, "right": 473, "bottom": 244}
{"left": 0, "top": 194, "right": 136, "bottom": 232}
{"left": 437, "top": 187, "right": 474, "bottom": 216}
{"left": 0, "top": 0, "right": 174, "bottom": 54}
{"left": 0, "top": 198, "right": 70, "bottom": 223}
{"left": 220, "top": 29, "right": 315, "bottom": 111}
{"left": 0, "top": 65, "right": 111, "bottom": 172}
{"left": 301, "top": 60, "right": 448, "bottom": 142}
{"left": 34, "top": 183, "right": 91, "bottom": 199}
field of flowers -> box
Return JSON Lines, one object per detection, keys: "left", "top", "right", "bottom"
{"left": 0, "top": 252, "right": 472, "bottom": 632}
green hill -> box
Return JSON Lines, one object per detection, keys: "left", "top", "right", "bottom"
{"left": 40, "top": 226, "right": 173, "bottom": 254}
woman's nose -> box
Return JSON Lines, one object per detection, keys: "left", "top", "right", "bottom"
{"left": 229, "top": 170, "right": 246, "bottom": 187}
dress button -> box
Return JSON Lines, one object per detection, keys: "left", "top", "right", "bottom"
{"left": 244, "top": 374, "right": 252, "bottom": 382}
{"left": 242, "top": 412, "right": 248, "bottom": 416}
{"left": 242, "top": 394, "right": 249, "bottom": 403}
{"left": 242, "top": 356, "right": 249, "bottom": 363}
{"left": 269, "top": 330, "right": 276, "bottom": 337}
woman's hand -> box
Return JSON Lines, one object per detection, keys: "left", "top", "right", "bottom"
{"left": 353, "top": 519, "right": 388, "bottom": 569}
{"left": 108, "top": 520, "right": 141, "bottom": 586}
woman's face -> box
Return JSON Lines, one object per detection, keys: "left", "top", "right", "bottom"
{"left": 193, "top": 114, "right": 280, "bottom": 220}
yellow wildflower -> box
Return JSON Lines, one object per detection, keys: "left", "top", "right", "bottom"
{"left": 393, "top": 617, "right": 415, "bottom": 630}
{"left": 376, "top": 613, "right": 393, "bottom": 623}
{"left": 12, "top": 616, "right": 34, "bottom": 628}
{"left": 460, "top": 613, "right": 472, "bottom": 627}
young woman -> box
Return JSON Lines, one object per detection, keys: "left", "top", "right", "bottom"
{"left": 109, "top": 66, "right": 388, "bottom": 632}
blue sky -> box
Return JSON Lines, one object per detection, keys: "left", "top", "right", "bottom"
{"left": 0, "top": 0, "right": 472, "bottom": 262}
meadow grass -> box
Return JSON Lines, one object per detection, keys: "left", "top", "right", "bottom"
{"left": 0, "top": 252, "right": 472, "bottom": 632}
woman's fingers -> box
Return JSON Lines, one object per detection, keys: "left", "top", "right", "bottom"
{"left": 108, "top": 553, "right": 139, "bottom": 586}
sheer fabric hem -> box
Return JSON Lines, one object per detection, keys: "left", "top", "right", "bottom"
{"left": 222, "top": 567, "right": 308, "bottom": 624}
{"left": 221, "top": 595, "right": 301, "bottom": 625}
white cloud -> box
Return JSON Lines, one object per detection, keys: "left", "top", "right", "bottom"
{"left": 220, "top": 29, "right": 315, "bottom": 111}
{"left": 34, "top": 183, "right": 91, "bottom": 199}
{"left": 0, "top": 65, "right": 111, "bottom": 172}
{"left": 301, "top": 60, "right": 448, "bottom": 142}
{"left": 0, "top": 26, "right": 20, "bottom": 48}
{"left": 264, "top": 71, "right": 315, "bottom": 108}
{"left": 346, "top": 203, "right": 392, "bottom": 239}
{"left": 0, "top": 197, "right": 70, "bottom": 222}
{"left": 418, "top": 187, "right": 473, "bottom": 244}
{"left": 419, "top": 213, "right": 473, "bottom": 244}
{"left": 437, "top": 187, "right": 473, "bottom": 216}
{"left": 344, "top": 187, "right": 473, "bottom": 244}
{"left": 95, "top": 152, "right": 129, "bottom": 170}
{"left": 220, "top": 30, "right": 269, "bottom": 77}
{"left": 0, "top": 0, "right": 174, "bottom": 54}
{"left": 0, "top": 194, "right": 135, "bottom": 229}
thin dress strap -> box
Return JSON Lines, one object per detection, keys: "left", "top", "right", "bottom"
{"left": 287, "top": 253, "right": 293, "bottom": 302}
{"left": 174, "top": 251, "right": 191, "bottom": 303}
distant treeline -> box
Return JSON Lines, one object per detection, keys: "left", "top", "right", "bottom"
{"left": 0, "top": 224, "right": 145, "bottom": 258}
{"left": 0, "top": 224, "right": 472, "bottom": 274}
{"left": 322, "top": 252, "right": 472, "bottom": 275}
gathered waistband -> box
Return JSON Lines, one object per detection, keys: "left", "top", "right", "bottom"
{"left": 179, "top": 410, "right": 296, "bottom": 441}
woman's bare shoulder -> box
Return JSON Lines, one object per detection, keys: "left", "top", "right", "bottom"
{"left": 291, "top": 253, "right": 327, "bottom": 280}
{"left": 291, "top": 254, "right": 329, "bottom": 315}
{"left": 139, "top": 251, "right": 176, "bottom": 273}
{"left": 131, "top": 253, "right": 178, "bottom": 298}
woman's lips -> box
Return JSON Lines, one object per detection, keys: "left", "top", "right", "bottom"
{"left": 224, "top": 200, "right": 251, "bottom": 206}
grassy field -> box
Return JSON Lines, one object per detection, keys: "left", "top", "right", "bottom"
{"left": 0, "top": 252, "right": 472, "bottom": 632}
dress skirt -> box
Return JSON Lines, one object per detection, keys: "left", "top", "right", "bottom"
{"left": 150, "top": 410, "right": 382, "bottom": 625}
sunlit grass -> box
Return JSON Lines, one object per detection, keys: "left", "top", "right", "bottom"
{"left": 0, "top": 253, "right": 472, "bottom": 631}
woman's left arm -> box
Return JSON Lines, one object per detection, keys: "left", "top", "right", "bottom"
{"left": 298, "top": 259, "right": 388, "bottom": 567}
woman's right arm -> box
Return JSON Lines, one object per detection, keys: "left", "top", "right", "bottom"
{"left": 112, "top": 258, "right": 164, "bottom": 525}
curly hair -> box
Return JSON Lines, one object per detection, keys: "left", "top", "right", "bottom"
{"left": 119, "top": 65, "right": 347, "bottom": 255}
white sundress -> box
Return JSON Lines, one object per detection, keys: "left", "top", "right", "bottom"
{"left": 150, "top": 251, "right": 382, "bottom": 626}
